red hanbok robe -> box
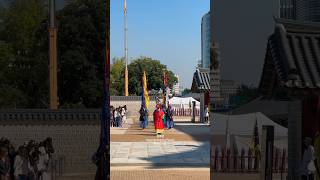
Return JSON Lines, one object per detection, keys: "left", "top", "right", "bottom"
{"left": 153, "top": 109, "right": 165, "bottom": 134}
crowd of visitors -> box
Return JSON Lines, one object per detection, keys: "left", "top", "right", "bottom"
{"left": 110, "top": 105, "right": 127, "bottom": 127}
{"left": 0, "top": 137, "right": 54, "bottom": 180}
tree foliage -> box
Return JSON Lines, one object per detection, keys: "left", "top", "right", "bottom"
{"left": 181, "top": 88, "right": 191, "bottom": 96}
{"left": 110, "top": 57, "right": 125, "bottom": 96}
{"left": 110, "top": 56, "right": 177, "bottom": 96}
{"left": 57, "top": 0, "right": 104, "bottom": 108}
{"left": 0, "top": 0, "right": 177, "bottom": 108}
{"left": 128, "top": 57, "right": 177, "bottom": 95}
{"left": 0, "top": 0, "right": 48, "bottom": 108}
{"left": 230, "top": 84, "right": 259, "bottom": 106}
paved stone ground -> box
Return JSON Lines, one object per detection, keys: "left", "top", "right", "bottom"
{"left": 111, "top": 119, "right": 210, "bottom": 166}
{"left": 56, "top": 118, "right": 287, "bottom": 180}
{"left": 110, "top": 141, "right": 210, "bottom": 165}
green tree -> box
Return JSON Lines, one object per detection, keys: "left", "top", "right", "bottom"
{"left": 110, "top": 57, "right": 125, "bottom": 96}
{"left": 181, "top": 88, "right": 191, "bottom": 96}
{"left": 230, "top": 84, "right": 259, "bottom": 106}
{"left": 127, "top": 56, "right": 177, "bottom": 95}
{"left": 0, "top": 0, "right": 48, "bottom": 108}
{"left": 56, "top": 0, "right": 104, "bottom": 108}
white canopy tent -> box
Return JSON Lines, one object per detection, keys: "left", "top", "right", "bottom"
{"left": 169, "top": 97, "right": 200, "bottom": 109}
{"left": 211, "top": 112, "right": 288, "bottom": 150}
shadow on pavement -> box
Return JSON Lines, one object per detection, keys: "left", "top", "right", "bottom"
{"left": 138, "top": 121, "right": 210, "bottom": 168}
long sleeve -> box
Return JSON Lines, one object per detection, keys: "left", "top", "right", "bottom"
{"left": 14, "top": 156, "right": 23, "bottom": 176}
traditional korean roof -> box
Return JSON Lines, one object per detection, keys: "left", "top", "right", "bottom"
{"left": 259, "top": 18, "right": 320, "bottom": 96}
{"left": 191, "top": 68, "right": 210, "bottom": 92}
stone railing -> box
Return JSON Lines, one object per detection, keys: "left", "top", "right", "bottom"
{"left": 0, "top": 109, "right": 101, "bottom": 125}
{"left": 111, "top": 96, "right": 156, "bottom": 101}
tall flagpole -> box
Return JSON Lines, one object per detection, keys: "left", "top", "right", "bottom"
{"left": 49, "top": 0, "right": 58, "bottom": 109}
{"left": 124, "top": 0, "right": 129, "bottom": 96}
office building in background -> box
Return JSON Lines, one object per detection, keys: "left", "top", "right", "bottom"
{"left": 280, "top": 0, "right": 320, "bottom": 22}
{"left": 201, "top": 11, "right": 211, "bottom": 69}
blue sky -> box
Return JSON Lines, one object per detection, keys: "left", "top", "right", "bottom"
{"left": 111, "top": 0, "right": 210, "bottom": 89}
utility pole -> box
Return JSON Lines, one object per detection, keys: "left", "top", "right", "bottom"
{"left": 124, "top": 0, "right": 129, "bottom": 96}
{"left": 49, "top": 0, "right": 58, "bottom": 109}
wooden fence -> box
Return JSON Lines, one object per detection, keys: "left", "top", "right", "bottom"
{"left": 210, "top": 147, "right": 288, "bottom": 173}
{"left": 172, "top": 108, "right": 200, "bottom": 116}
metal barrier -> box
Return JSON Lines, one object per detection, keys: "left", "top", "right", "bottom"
{"left": 172, "top": 108, "right": 200, "bottom": 116}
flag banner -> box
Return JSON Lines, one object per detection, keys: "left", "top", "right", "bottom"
{"left": 142, "top": 71, "right": 149, "bottom": 109}
{"left": 143, "top": 71, "right": 149, "bottom": 109}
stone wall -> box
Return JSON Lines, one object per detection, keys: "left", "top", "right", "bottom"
{"left": 0, "top": 125, "right": 99, "bottom": 174}
{"left": 0, "top": 96, "right": 157, "bottom": 175}
{"left": 0, "top": 109, "right": 101, "bottom": 175}
{"left": 111, "top": 100, "right": 157, "bottom": 117}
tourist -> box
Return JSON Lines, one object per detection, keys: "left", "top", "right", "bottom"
{"left": 139, "top": 105, "right": 147, "bottom": 129}
{"left": 112, "top": 108, "right": 116, "bottom": 127}
{"left": 8, "top": 143, "right": 16, "bottom": 180}
{"left": 110, "top": 106, "right": 115, "bottom": 127}
{"left": 121, "top": 106, "right": 127, "bottom": 125}
{"left": 37, "top": 146, "right": 50, "bottom": 180}
{"left": 166, "top": 105, "right": 174, "bottom": 129}
{"left": 314, "top": 131, "right": 320, "bottom": 180}
{"left": 114, "top": 108, "right": 121, "bottom": 127}
{"left": 14, "top": 146, "right": 28, "bottom": 180}
{"left": 204, "top": 105, "right": 209, "bottom": 124}
{"left": 301, "top": 137, "right": 317, "bottom": 180}
{"left": 153, "top": 104, "right": 165, "bottom": 138}
{"left": 0, "top": 145, "right": 9, "bottom": 180}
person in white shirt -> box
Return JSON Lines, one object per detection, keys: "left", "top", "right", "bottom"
{"left": 301, "top": 137, "right": 316, "bottom": 180}
{"left": 121, "top": 106, "right": 126, "bottom": 125}
{"left": 14, "top": 146, "right": 28, "bottom": 180}
{"left": 37, "top": 146, "right": 50, "bottom": 180}
{"left": 204, "top": 106, "right": 209, "bottom": 124}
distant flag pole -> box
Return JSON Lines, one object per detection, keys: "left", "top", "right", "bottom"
{"left": 124, "top": 0, "right": 129, "bottom": 96}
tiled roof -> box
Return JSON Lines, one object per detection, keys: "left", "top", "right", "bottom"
{"left": 260, "top": 18, "right": 320, "bottom": 95}
{"left": 192, "top": 68, "right": 210, "bottom": 91}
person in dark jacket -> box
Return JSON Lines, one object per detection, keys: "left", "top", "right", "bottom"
{"left": 0, "top": 146, "right": 9, "bottom": 180}
{"left": 166, "top": 105, "right": 174, "bottom": 129}
{"left": 139, "top": 105, "right": 148, "bottom": 129}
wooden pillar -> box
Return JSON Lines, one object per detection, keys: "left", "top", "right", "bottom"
{"left": 49, "top": 0, "right": 58, "bottom": 109}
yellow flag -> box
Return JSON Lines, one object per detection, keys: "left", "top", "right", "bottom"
{"left": 143, "top": 71, "right": 149, "bottom": 109}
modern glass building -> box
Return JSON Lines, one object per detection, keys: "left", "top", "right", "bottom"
{"left": 280, "top": 0, "right": 296, "bottom": 19}
{"left": 280, "top": 0, "right": 320, "bottom": 22}
{"left": 300, "top": 0, "right": 320, "bottom": 22}
{"left": 201, "top": 11, "right": 211, "bottom": 69}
